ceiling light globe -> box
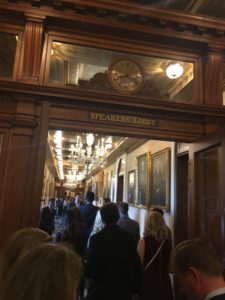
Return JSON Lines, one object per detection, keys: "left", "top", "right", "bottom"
{"left": 166, "top": 63, "right": 183, "bottom": 79}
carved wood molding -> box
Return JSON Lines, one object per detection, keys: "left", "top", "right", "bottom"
{"left": 0, "top": 81, "right": 225, "bottom": 119}
{"left": 18, "top": 14, "right": 45, "bottom": 82}
{"left": 1, "top": 0, "right": 225, "bottom": 46}
{"left": 0, "top": 87, "right": 224, "bottom": 142}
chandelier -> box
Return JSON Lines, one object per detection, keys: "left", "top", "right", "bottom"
{"left": 68, "top": 133, "right": 112, "bottom": 183}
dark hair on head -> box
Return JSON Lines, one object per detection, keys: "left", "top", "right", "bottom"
{"left": 103, "top": 197, "right": 111, "bottom": 204}
{"left": 66, "top": 208, "right": 82, "bottom": 225}
{"left": 170, "top": 238, "right": 223, "bottom": 277}
{"left": 85, "top": 191, "right": 94, "bottom": 202}
{"left": 152, "top": 207, "right": 164, "bottom": 216}
{"left": 100, "top": 203, "right": 120, "bottom": 224}
{"left": 118, "top": 202, "right": 129, "bottom": 215}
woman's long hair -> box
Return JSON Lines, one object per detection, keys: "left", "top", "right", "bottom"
{"left": 143, "top": 211, "right": 168, "bottom": 241}
{"left": 64, "top": 208, "right": 82, "bottom": 236}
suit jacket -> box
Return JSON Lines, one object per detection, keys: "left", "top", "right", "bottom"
{"left": 86, "top": 224, "right": 143, "bottom": 300}
{"left": 117, "top": 215, "right": 140, "bottom": 246}
{"left": 79, "top": 203, "right": 99, "bottom": 234}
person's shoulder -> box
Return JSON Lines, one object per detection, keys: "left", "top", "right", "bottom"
{"left": 129, "top": 217, "right": 139, "bottom": 226}
{"left": 89, "top": 227, "right": 104, "bottom": 243}
{"left": 93, "top": 205, "right": 99, "bottom": 211}
{"left": 117, "top": 225, "right": 135, "bottom": 240}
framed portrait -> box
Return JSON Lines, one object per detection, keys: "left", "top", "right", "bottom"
{"left": 127, "top": 170, "right": 136, "bottom": 205}
{"left": 150, "top": 148, "right": 171, "bottom": 211}
{"left": 136, "top": 153, "right": 149, "bottom": 207}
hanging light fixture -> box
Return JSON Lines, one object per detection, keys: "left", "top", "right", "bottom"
{"left": 166, "top": 63, "right": 183, "bottom": 79}
{"left": 50, "top": 131, "right": 116, "bottom": 185}
{"left": 86, "top": 133, "right": 94, "bottom": 147}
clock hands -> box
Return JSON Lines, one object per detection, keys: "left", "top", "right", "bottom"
{"left": 108, "top": 59, "right": 144, "bottom": 93}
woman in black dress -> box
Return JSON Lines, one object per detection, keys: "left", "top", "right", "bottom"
{"left": 137, "top": 211, "right": 174, "bottom": 300}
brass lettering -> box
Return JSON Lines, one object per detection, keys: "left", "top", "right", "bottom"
{"left": 88, "top": 112, "right": 158, "bottom": 128}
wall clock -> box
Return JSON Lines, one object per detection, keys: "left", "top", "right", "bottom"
{"left": 108, "top": 58, "right": 145, "bottom": 94}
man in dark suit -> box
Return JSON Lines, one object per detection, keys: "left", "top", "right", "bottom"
{"left": 117, "top": 201, "right": 140, "bottom": 247}
{"left": 170, "top": 239, "right": 225, "bottom": 300}
{"left": 86, "top": 202, "right": 143, "bottom": 300}
{"left": 79, "top": 191, "right": 99, "bottom": 237}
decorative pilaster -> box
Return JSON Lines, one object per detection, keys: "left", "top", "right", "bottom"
{"left": 203, "top": 46, "right": 223, "bottom": 106}
{"left": 19, "top": 14, "right": 45, "bottom": 83}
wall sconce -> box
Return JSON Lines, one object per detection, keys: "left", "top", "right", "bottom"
{"left": 166, "top": 63, "right": 183, "bottom": 79}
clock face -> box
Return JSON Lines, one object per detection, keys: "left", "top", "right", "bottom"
{"left": 108, "top": 59, "right": 144, "bottom": 94}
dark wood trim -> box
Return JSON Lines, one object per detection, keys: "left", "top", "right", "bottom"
{"left": 188, "top": 127, "right": 225, "bottom": 238}
{"left": 1, "top": 82, "right": 225, "bottom": 117}
{"left": 2, "top": 0, "right": 225, "bottom": 44}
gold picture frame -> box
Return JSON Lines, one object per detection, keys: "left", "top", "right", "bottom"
{"left": 150, "top": 148, "right": 171, "bottom": 211}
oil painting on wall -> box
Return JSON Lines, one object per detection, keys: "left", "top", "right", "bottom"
{"left": 150, "top": 148, "right": 170, "bottom": 211}
{"left": 128, "top": 170, "right": 136, "bottom": 205}
{"left": 137, "top": 153, "right": 148, "bottom": 207}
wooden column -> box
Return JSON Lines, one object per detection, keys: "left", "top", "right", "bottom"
{"left": 203, "top": 46, "right": 223, "bottom": 106}
{"left": 0, "top": 98, "right": 51, "bottom": 247}
{"left": 18, "top": 14, "right": 45, "bottom": 83}
{"left": 0, "top": 99, "right": 36, "bottom": 247}
{"left": 21, "top": 101, "right": 51, "bottom": 228}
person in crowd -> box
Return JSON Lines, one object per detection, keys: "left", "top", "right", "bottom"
{"left": 0, "top": 227, "right": 51, "bottom": 289}
{"left": 79, "top": 191, "right": 99, "bottom": 236}
{"left": 137, "top": 211, "right": 173, "bottom": 300}
{"left": 67, "top": 199, "right": 76, "bottom": 210}
{"left": 74, "top": 192, "right": 81, "bottom": 207}
{"left": 86, "top": 202, "right": 142, "bottom": 300}
{"left": 63, "top": 198, "right": 68, "bottom": 211}
{"left": 0, "top": 243, "right": 83, "bottom": 300}
{"left": 117, "top": 201, "right": 140, "bottom": 246}
{"left": 57, "top": 207, "right": 89, "bottom": 258}
{"left": 170, "top": 238, "right": 225, "bottom": 300}
{"left": 56, "top": 208, "right": 89, "bottom": 300}
{"left": 89, "top": 197, "right": 111, "bottom": 239}
{"left": 152, "top": 206, "right": 172, "bottom": 245}
{"left": 56, "top": 197, "right": 64, "bottom": 216}
{"left": 39, "top": 198, "right": 56, "bottom": 235}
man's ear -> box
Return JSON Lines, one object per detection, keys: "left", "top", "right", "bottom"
{"left": 187, "top": 267, "right": 200, "bottom": 284}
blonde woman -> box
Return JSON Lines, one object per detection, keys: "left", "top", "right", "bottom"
{"left": 0, "top": 227, "right": 52, "bottom": 287}
{"left": 0, "top": 243, "right": 83, "bottom": 300}
{"left": 137, "top": 211, "right": 173, "bottom": 300}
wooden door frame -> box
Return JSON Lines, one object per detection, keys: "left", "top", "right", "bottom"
{"left": 187, "top": 127, "right": 225, "bottom": 238}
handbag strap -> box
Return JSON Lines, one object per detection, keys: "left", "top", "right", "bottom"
{"left": 144, "top": 239, "right": 165, "bottom": 272}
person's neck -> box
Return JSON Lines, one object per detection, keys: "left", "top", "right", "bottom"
{"left": 201, "top": 275, "right": 225, "bottom": 299}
